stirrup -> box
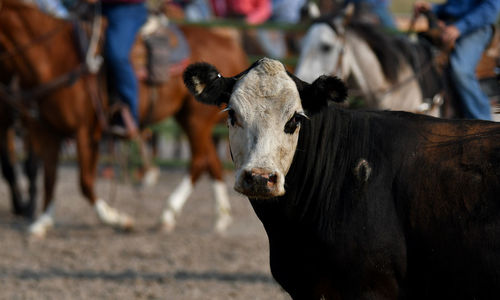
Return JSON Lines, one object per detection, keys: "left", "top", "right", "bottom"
{"left": 107, "top": 104, "right": 138, "bottom": 139}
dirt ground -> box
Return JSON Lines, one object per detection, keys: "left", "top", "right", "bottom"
{"left": 0, "top": 166, "right": 290, "bottom": 300}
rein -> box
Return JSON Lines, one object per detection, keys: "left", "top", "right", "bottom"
{"left": 377, "top": 57, "right": 436, "bottom": 98}
{"left": 2, "top": 64, "right": 86, "bottom": 101}
{"left": 0, "top": 64, "right": 87, "bottom": 118}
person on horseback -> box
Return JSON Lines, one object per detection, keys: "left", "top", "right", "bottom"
{"left": 345, "top": 0, "right": 396, "bottom": 29}
{"left": 87, "top": 0, "right": 147, "bottom": 136}
{"left": 414, "top": 0, "right": 500, "bottom": 121}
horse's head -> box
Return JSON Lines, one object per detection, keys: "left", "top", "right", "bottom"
{"left": 295, "top": 5, "right": 354, "bottom": 83}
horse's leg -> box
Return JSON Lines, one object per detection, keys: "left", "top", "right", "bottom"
{"left": 150, "top": 130, "right": 159, "bottom": 159}
{"left": 136, "top": 134, "right": 160, "bottom": 188}
{"left": 206, "top": 135, "right": 232, "bottom": 233}
{"left": 28, "top": 131, "right": 61, "bottom": 237}
{"left": 22, "top": 138, "right": 39, "bottom": 218}
{"left": 74, "top": 127, "right": 134, "bottom": 230}
{"left": 160, "top": 113, "right": 231, "bottom": 233}
{"left": 141, "top": 130, "right": 161, "bottom": 187}
{"left": 0, "top": 126, "right": 23, "bottom": 215}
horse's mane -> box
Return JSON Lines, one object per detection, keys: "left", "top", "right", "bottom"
{"left": 394, "top": 35, "right": 444, "bottom": 99}
{"left": 347, "top": 22, "right": 405, "bottom": 83}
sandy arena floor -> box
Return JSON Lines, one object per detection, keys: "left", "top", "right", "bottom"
{"left": 0, "top": 166, "right": 290, "bottom": 300}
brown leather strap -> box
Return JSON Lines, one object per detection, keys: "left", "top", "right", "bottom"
{"left": 84, "top": 74, "right": 108, "bottom": 131}
{"left": 143, "top": 84, "right": 158, "bottom": 127}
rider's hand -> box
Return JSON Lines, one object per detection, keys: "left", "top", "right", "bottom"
{"left": 414, "top": 1, "right": 431, "bottom": 16}
{"left": 441, "top": 25, "right": 460, "bottom": 45}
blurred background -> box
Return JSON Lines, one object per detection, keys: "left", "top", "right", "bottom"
{"left": 0, "top": 0, "right": 498, "bottom": 299}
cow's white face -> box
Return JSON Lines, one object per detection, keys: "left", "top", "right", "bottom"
{"left": 183, "top": 58, "right": 348, "bottom": 199}
{"left": 227, "top": 59, "right": 306, "bottom": 198}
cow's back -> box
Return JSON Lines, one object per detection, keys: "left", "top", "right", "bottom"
{"left": 396, "top": 117, "right": 500, "bottom": 299}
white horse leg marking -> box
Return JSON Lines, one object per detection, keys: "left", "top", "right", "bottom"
{"left": 95, "top": 198, "right": 134, "bottom": 230}
{"left": 213, "top": 180, "right": 232, "bottom": 233}
{"left": 28, "top": 203, "right": 55, "bottom": 238}
{"left": 160, "top": 176, "right": 193, "bottom": 232}
{"left": 142, "top": 166, "right": 160, "bottom": 188}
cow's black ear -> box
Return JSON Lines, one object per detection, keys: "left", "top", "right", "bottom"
{"left": 289, "top": 73, "right": 348, "bottom": 114}
{"left": 183, "top": 62, "right": 236, "bottom": 106}
{"left": 310, "top": 75, "right": 348, "bottom": 104}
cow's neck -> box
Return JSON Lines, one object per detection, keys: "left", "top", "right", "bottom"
{"left": 252, "top": 108, "right": 386, "bottom": 241}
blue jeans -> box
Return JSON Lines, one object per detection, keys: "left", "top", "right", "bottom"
{"left": 372, "top": 5, "right": 396, "bottom": 29}
{"left": 102, "top": 2, "right": 147, "bottom": 124}
{"left": 449, "top": 25, "right": 493, "bottom": 120}
{"left": 185, "top": 0, "right": 213, "bottom": 21}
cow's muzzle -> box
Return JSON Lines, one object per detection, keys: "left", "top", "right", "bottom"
{"left": 234, "top": 168, "right": 284, "bottom": 198}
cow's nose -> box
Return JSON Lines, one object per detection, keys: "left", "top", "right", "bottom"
{"left": 243, "top": 168, "right": 278, "bottom": 188}
{"left": 236, "top": 168, "right": 284, "bottom": 198}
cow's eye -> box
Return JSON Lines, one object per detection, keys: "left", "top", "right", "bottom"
{"left": 284, "top": 113, "right": 306, "bottom": 134}
{"left": 227, "top": 108, "right": 237, "bottom": 127}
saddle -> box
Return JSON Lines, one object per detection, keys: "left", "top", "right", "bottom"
{"left": 134, "top": 14, "right": 191, "bottom": 85}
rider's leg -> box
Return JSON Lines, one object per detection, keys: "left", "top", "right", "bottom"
{"left": 449, "top": 25, "right": 493, "bottom": 121}
{"left": 102, "top": 2, "right": 147, "bottom": 126}
{"left": 372, "top": 5, "right": 397, "bottom": 29}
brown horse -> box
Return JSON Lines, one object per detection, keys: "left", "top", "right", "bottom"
{"left": 0, "top": 0, "right": 247, "bottom": 236}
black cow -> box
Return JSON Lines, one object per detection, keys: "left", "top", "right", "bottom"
{"left": 183, "top": 58, "right": 500, "bottom": 299}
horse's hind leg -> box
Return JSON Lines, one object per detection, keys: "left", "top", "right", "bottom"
{"left": 160, "top": 113, "right": 231, "bottom": 233}
{"left": 22, "top": 138, "right": 39, "bottom": 218}
{"left": 0, "top": 127, "right": 23, "bottom": 216}
{"left": 28, "top": 131, "right": 61, "bottom": 237}
{"left": 206, "top": 138, "right": 232, "bottom": 233}
{"left": 74, "top": 127, "right": 133, "bottom": 230}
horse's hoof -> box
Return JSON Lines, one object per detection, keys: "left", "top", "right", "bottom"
{"left": 160, "top": 210, "right": 176, "bottom": 233}
{"left": 120, "top": 215, "right": 135, "bottom": 231}
{"left": 113, "top": 213, "right": 134, "bottom": 231}
{"left": 142, "top": 166, "right": 160, "bottom": 188}
{"left": 215, "top": 214, "right": 232, "bottom": 234}
{"left": 95, "top": 199, "right": 134, "bottom": 231}
{"left": 28, "top": 215, "right": 54, "bottom": 238}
